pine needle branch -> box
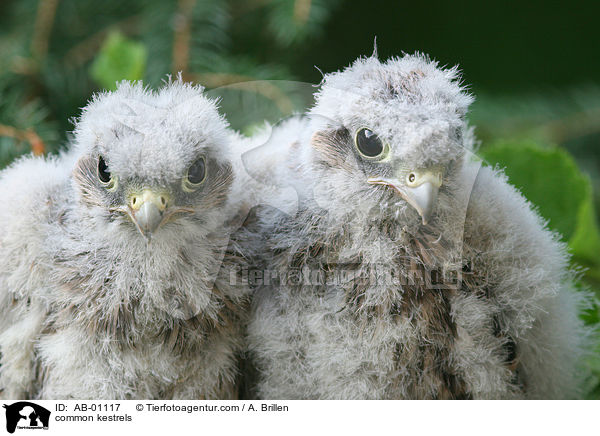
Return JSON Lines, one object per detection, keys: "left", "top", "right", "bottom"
{"left": 31, "top": 0, "right": 60, "bottom": 61}
{"left": 293, "top": 0, "right": 312, "bottom": 24}
{"left": 64, "top": 15, "right": 141, "bottom": 68}
{"left": 0, "top": 124, "right": 46, "bottom": 156}
{"left": 172, "top": 0, "right": 197, "bottom": 77}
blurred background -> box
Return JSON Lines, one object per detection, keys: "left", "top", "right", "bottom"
{"left": 0, "top": 0, "right": 599, "bottom": 397}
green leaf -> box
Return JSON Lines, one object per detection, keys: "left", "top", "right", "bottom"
{"left": 570, "top": 189, "right": 600, "bottom": 268}
{"left": 90, "top": 31, "right": 147, "bottom": 91}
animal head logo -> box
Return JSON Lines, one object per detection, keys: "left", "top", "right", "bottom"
{"left": 2, "top": 402, "right": 50, "bottom": 434}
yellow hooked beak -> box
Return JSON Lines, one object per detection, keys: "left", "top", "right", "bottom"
{"left": 368, "top": 168, "right": 444, "bottom": 225}
{"left": 128, "top": 189, "right": 169, "bottom": 238}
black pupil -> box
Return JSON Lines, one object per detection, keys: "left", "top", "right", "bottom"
{"left": 188, "top": 158, "right": 206, "bottom": 184}
{"left": 98, "top": 156, "right": 111, "bottom": 183}
{"left": 356, "top": 128, "right": 384, "bottom": 157}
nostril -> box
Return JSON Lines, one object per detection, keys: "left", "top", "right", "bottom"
{"left": 160, "top": 196, "right": 167, "bottom": 207}
{"left": 131, "top": 197, "right": 138, "bottom": 207}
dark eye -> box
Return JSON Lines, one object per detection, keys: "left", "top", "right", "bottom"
{"left": 97, "top": 156, "right": 118, "bottom": 191}
{"left": 355, "top": 128, "right": 385, "bottom": 158}
{"left": 98, "top": 156, "right": 111, "bottom": 183}
{"left": 183, "top": 157, "right": 206, "bottom": 191}
{"left": 188, "top": 157, "right": 206, "bottom": 184}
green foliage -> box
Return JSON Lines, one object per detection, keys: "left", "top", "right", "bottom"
{"left": 0, "top": 80, "right": 58, "bottom": 168}
{"left": 0, "top": 0, "right": 342, "bottom": 160}
{"left": 90, "top": 31, "right": 147, "bottom": 90}
{"left": 471, "top": 88, "right": 600, "bottom": 147}
{"left": 470, "top": 90, "right": 600, "bottom": 223}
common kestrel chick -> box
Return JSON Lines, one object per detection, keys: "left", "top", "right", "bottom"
{"left": 0, "top": 79, "right": 250, "bottom": 399}
{"left": 246, "top": 54, "right": 588, "bottom": 399}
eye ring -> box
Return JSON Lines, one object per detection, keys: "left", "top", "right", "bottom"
{"left": 182, "top": 156, "right": 207, "bottom": 192}
{"left": 354, "top": 127, "right": 388, "bottom": 160}
{"left": 97, "top": 156, "right": 118, "bottom": 191}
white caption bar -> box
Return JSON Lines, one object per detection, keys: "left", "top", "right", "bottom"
{"left": 0, "top": 400, "right": 596, "bottom": 435}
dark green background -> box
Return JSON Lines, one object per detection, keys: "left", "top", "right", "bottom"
{"left": 234, "top": 1, "right": 600, "bottom": 91}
